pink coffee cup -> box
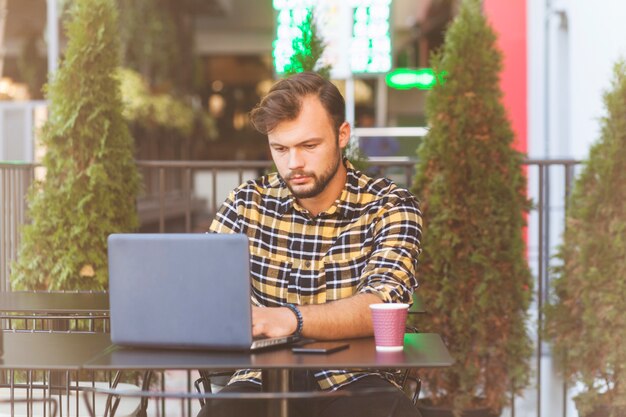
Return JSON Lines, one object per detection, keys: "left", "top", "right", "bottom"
{"left": 370, "top": 303, "right": 409, "bottom": 351}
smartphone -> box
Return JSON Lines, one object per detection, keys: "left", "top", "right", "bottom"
{"left": 292, "top": 342, "right": 350, "bottom": 354}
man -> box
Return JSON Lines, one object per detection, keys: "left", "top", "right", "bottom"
{"left": 200, "top": 72, "right": 423, "bottom": 417}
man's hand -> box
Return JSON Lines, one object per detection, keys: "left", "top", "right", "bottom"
{"left": 252, "top": 306, "right": 298, "bottom": 338}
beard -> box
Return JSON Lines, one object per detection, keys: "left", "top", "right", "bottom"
{"left": 284, "top": 154, "right": 342, "bottom": 199}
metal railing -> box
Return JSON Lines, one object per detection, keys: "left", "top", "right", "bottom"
{"left": 0, "top": 161, "right": 39, "bottom": 292}
{"left": 1, "top": 157, "right": 581, "bottom": 416}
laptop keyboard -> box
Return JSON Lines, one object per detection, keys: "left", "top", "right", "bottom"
{"left": 253, "top": 337, "right": 287, "bottom": 348}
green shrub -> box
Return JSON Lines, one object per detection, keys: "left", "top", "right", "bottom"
{"left": 412, "top": 0, "right": 533, "bottom": 413}
{"left": 118, "top": 68, "right": 217, "bottom": 142}
{"left": 545, "top": 61, "right": 626, "bottom": 416}
{"left": 11, "top": 0, "right": 140, "bottom": 290}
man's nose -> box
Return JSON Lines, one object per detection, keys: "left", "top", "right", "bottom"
{"left": 287, "top": 149, "right": 304, "bottom": 170}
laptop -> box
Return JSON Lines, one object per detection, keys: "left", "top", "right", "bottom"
{"left": 107, "top": 233, "right": 299, "bottom": 351}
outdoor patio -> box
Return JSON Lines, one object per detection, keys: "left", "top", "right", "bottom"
{"left": 1, "top": 157, "right": 582, "bottom": 417}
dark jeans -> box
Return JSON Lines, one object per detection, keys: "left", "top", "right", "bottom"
{"left": 197, "top": 372, "right": 422, "bottom": 417}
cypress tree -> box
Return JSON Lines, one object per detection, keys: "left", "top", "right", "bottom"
{"left": 12, "top": 0, "right": 140, "bottom": 290}
{"left": 284, "top": 10, "right": 331, "bottom": 79}
{"left": 412, "top": 0, "right": 532, "bottom": 412}
{"left": 545, "top": 61, "right": 626, "bottom": 415}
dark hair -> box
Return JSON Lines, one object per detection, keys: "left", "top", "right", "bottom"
{"left": 249, "top": 72, "right": 345, "bottom": 135}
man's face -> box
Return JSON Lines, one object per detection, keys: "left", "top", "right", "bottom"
{"left": 268, "top": 95, "right": 350, "bottom": 200}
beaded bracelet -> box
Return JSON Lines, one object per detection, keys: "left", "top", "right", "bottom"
{"left": 284, "top": 303, "right": 303, "bottom": 337}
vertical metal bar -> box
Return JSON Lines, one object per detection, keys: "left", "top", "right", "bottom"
{"left": 75, "top": 374, "right": 79, "bottom": 417}
{"left": 185, "top": 168, "right": 192, "bottom": 232}
{"left": 537, "top": 163, "right": 544, "bottom": 417}
{"left": 47, "top": 0, "right": 60, "bottom": 76}
{"left": 65, "top": 370, "right": 70, "bottom": 417}
{"left": 44, "top": 370, "right": 48, "bottom": 417}
{"left": 1, "top": 167, "right": 7, "bottom": 291}
{"left": 9, "top": 166, "right": 14, "bottom": 288}
{"left": 562, "top": 162, "right": 575, "bottom": 417}
{"left": 376, "top": 75, "right": 388, "bottom": 127}
{"left": 238, "top": 169, "right": 244, "bottom": 186}
{"left": 161, "top": 371, "right": 166, "bottom": 417}
{"left": 10, "top": 369, "right": 15, "bottom": 417}
{"left": 159, "top": 168, "right": 165, "bottom": 233}
{"left": 544, "top": 166, "right": 551, "bottom": 305}
{"left": 211, "top": 168, "right": 218, "bottom": 215}
{"left": 27, "top": 369, "right": 32, "bottom": 417}
{"left": 13, "top": 166, "right": 19, "bottom": 277}
{"left": 6, "top": 166, "right": 13, "bottom": 292}
{"left": 345, "top": 76, "right": 355, "bottom": 128}
{"left": 564, "top": 163, "right": 575, "bottom": 202}
{"left": 58, "top": 386, "right": 63, "bottom": 417}
{"left": 262, "top": 369, "right": 290, "bottom": 417}
{"left": 509, "top": 382, "right": 515, "bottom": 417}
{"left": 405, "top": 165, "right": 412, "bottom": 189}
{"left": 187, "top": 370, "right": 192, "bottom": 417}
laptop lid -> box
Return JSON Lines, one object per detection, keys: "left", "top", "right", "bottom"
{"left": 108, "top": 233, "right": 290, "bottom": 351}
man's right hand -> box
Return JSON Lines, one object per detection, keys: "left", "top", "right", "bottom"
{"left": 252, "top": 306, "right": 298, "bottom": 338}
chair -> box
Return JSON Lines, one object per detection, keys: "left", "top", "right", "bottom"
{"left": 0, "top": 291, "right": 141, "bottom": 417}
{"left": 0, "top": 382, "right": 140, "bottom": 417}
{"left": 0, "top": 397, "right": 59, "bottom": 417}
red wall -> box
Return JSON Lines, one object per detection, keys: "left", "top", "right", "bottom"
{"left": 483, "top": 0, "right": 529, "bottom": 248}
{"left": 483, "top": 0, "right": 527, "bottom": 154}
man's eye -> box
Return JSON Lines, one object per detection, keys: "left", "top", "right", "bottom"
{"left": 304, "top": 144, "right": 317, "bottom": 149}
{"left": 274, "top": 147, "right": 287, "bottom": 153}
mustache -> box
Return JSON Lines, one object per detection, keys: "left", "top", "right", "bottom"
{"left": 285, "top": 170, "right": 315, "bottom": 180}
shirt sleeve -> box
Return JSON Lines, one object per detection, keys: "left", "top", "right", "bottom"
{"left": 357, "top": 197, "right": 423, "bottom": 303}
{"left": 208, "top": 190, "right": 241, "bottom": 234}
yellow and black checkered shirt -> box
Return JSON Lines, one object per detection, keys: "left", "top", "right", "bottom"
{"left": 209, "top": 160, "right": 423, "bottom": 391}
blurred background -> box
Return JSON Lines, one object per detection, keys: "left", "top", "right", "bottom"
{"left": 0, "top": 0, "right": 451, "bottom": 162}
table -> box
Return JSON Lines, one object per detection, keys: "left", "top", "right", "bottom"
{"left": 84, "top": 333, "right": 453, "bottom": 417}
{"left": 0, "top": 331, "right": 141, "bottom": 417}
{"left": 0, "top": 332, "right": 112, "bottom": 370}
{"left": 0, "top": 292, "right": 110, "bottom": 406}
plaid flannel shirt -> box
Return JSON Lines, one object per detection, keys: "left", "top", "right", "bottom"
{"left": 209, "top": 160, "right": 423, "bottom": 391}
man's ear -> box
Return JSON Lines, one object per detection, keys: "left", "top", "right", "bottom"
{"left": 338, "top": 122, "right": 351, "bottom": 149}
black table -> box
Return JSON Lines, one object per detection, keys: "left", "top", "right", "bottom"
{"left": 85, "top": 333, "right": 452, "bottom": 417}
{"left": 0, "top": 331, "right": 112, "bottom": 370}
{"left": 84, "top": 333, "right": 451, "bottom": 370}
{"left": 0, "top": 332, "right": 137, "bottom": 417}
{"left": 0, "top": 292, "right": 110, "bottom": 402}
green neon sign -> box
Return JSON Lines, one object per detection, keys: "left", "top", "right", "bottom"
{"left": 385, "top": 68, "right": 447, "bottom": 90}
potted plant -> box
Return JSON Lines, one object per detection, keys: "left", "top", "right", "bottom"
{"left": 411, "top": 0, "right": 533, "bottom": 415}
{"left": 11, "top": 0, "right": 140, "bottom": 291}
{"left": 544, "top": 61, "right": 626, "bottom": 417}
